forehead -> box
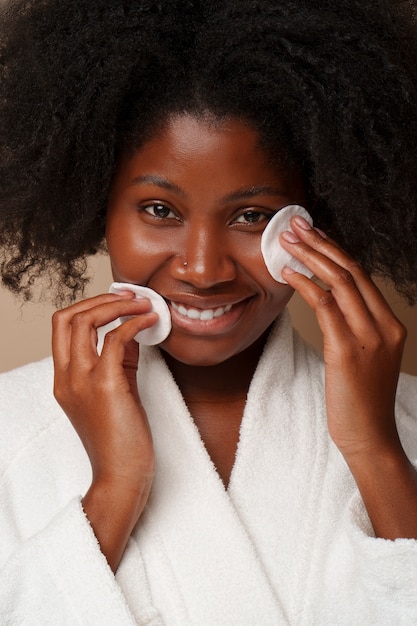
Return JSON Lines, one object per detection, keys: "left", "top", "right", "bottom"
{"left": 111, "top": 113, "right": 306, "bottom": 200}
{"left": 121, "top": 114, "right": 269, "bottom": 169}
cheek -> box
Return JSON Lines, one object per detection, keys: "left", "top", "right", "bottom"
{"left": 235, "top": 237, "right": 294, "bottom": 305}
{"left": 269, "top": 283, "right": 295, "bottom": 314}
{"left": 106, "top": 214, "right": 170, "bottom": 283}
{"left": 253, "top": 255, "right": 295, "bottom": 313}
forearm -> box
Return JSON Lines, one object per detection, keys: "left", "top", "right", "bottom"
{"left": 345, "top": 440, "right": 417, "bottom": 540}
{"left": 82, "top": 475, "right": 153, "bottom": 572}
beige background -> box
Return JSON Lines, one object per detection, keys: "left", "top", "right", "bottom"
{"left": 0, "top": 252, "right": 416, "bottom": 375}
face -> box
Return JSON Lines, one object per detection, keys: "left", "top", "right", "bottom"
{"left": 106, "top": 114, "right": 308, "bottom": 366}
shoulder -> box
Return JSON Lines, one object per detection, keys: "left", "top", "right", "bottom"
{"left": 396, "top": 371, "right": 417, "bottom": 460}
{"left": 0, "top": 357, "right": 65, "bottom": 468}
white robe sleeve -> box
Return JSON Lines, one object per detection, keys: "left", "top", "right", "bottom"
{"left": 331, "top": 370, "right": 417, "bottom": 623}
{"left": 344, "top": 494, "right": 417, "bottom": 618}
{"left": 0, "top": 497, "right": 163, "bottom": 626}
{"left": 0, "top": 359, "right": 163, "bottom": 626}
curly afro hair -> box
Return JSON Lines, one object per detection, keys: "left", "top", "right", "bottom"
{"left": 1, "top": 0, "right": 417, "bottom": 303}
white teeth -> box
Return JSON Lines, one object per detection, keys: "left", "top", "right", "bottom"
{"left": 200, "top": 309, "right": 214, "bottom": 321}
{"left": 187, "top": 308, "right": 201, "bottom": 320}
{"left": 171, "top": 302, "right": 232, "bottom": 321}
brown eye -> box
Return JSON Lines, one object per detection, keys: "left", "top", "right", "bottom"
{"left": 235, "top": 210, "right": 264, "bottom": 224}
{"left": 143, "top": 203, "right": 175, "bottom": 219}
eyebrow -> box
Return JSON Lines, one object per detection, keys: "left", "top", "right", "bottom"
{"left": 223, "top": 185, "right": 287, "bottom": 203}
{"left": 130, "top": 175, "right": 186, "bottom": 198}
{"left": 130, "top": 176, "right": 286, "bottom": 203}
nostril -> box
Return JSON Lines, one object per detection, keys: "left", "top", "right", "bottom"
{"left": 173, "top": 240, "right": 237, "bottom": 287}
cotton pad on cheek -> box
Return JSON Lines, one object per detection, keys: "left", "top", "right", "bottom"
{"left": 261, "top": 204, "right": 314, "bottom": 284}
{"left": 109, "top": 282, "right": 172, "bottom": 345}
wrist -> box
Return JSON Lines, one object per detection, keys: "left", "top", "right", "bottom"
{"left": 341, "top": 436, "right": 406, "bottom": 474}
{"left": 82, "top": 473, "right": 154, "bottom": 572}
{"left": 85, "top": 471, "right": 154, "bottom": 519}
{"left": 342, "top": 440, "right": 417, "bottom": 540}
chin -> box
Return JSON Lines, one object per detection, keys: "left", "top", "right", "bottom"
{"left": 159, "top": 346, "right": 231, "bottom": 367}
{"left": 158, "top": 330, "right": 265, "bottom": 368}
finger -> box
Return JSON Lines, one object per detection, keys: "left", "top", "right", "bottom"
{"left": 284, "top": 264, "right": 407, "bottom": 373}
{"left": 280, "top": 232, "right": 375, "bottom": 336}
{"left": 68, "top": 298, "right": 154, "bottom": 370}
{"left": 54, "top": 294, "right": 150, "bottom": 371}
{"left": 282, "top": 218, "right": 400, "bottom": 333}
{"left": 282, "top": 267, "right": 355, "bottom": 345}
{"left": 96, "top": 313, "right": 158, "bottom": 389}
{"left": 289, "top": 216, "right": 397, "bottom": 320}
{"left": 52, "top": 292, "right": 136, "bottom": 371}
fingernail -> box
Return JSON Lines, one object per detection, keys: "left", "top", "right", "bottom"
{"left": 282, "top": 266, "right": 295, "bottom": 274}
{"left": 282, "top": 231, "right": 300, "bottom": 243}
{"left": 116, "top": 290, "right": 135, "bottom": 297}
{"left": 294, "top": 215, "right": 312, "bottom": 230}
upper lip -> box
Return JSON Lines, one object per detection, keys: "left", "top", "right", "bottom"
{"left": 163, "top": 295, "right": 253, "bottom": 310}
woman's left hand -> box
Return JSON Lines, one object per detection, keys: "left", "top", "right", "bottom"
{"left": 279, "top": 215, "right": 417, "bottom": 540}
{"left": 280, "top": 215, "right": 406, "bottom": 461}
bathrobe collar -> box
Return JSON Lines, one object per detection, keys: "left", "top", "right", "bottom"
{"left": 127, "top": 310, "right": 327, "bottom": 625}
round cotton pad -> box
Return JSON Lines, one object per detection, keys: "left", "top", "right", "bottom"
{"left": 261, "top": 204, "right": 314, "bottom": 284}
{"left": 109, "top": 282, "right": 172, "bottom": 345}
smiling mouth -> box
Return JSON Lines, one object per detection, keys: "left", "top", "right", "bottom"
{"left": 170, "top": 301, "right": 233, "bottom": 321}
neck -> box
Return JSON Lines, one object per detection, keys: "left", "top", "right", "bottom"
{"left": 161, "top": 329, "right": 270, "bottom": 403}
{"left": 160, "top": 329, "right": 272, "bottom": 489}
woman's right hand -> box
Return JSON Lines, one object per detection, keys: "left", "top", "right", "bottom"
{"left": 52, "top": 292, "right": 158, "bottom": 571}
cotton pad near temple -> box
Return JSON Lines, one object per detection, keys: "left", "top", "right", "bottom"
{"left": 261, "top": 204, "right": 314, "bottom": 284}
{"left": 109, "top": 282, "right": 172, "bottom": 345}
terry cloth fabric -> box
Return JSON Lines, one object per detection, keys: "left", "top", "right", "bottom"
{"left": 1, "top": 310, "right": 417, "bottom": 624}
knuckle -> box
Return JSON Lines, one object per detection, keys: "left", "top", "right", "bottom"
{"left": 335, "top": 268, "right": 355, "bottom": 286}
{"left": 52, "top": 309, "right": 65, "bottom": 328}
{"left": 389, "top": 319, "right": 407, "bottom": 346}
{"left": 308, "top": 229, "right": 324, "bottom": 247}
{"left": 53, "top": 379, "right": 69, "bottom": 406}
{"left": 316, "top": 290, "right": 335, "bottom": 308}
{"left": 53, "top": 382, "right": 63, "bottom": 403}
{"left": 364, "top": 322, "right": 406, "bottom": 355}
{"left": 69, "top": 311, "right": 87, "bottom": 329}
{"left": 66, "top": 374, "right": 82, "bottom": 399}
{"left": 345, "top": 258, "right": 363, "bottom": 276}
{"left": 102, "top": 328, "right": 120, "bottom": 347}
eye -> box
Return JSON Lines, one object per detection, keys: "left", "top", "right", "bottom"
{"left": 142, "top": 203, "right": 177, "bottom": 220}
{"left": 234, "top": 210, "right": 269, "bottom": 224}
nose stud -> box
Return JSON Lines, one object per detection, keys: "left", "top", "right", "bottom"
{"left": 183, "top": 261, "right": 188, "bottom": 267}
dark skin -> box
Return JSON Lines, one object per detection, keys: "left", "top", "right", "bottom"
{"left": 163, "top": 331, "right": 270, "bottom": 483}
{"left": 105, "top": 114, "right": 301, "bottom": 487}
{"left": 53, "top": 113, "right": 417, "bottom": 573}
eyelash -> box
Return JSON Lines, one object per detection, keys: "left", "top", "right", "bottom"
{"left": 234, "top": 210, "right": 272, "bottom": 225}
{"left": 140, "top": 202, "right": 275, "bottom": 226}
{"left": 142, "top": 203, "right": 178, "bottom": 220}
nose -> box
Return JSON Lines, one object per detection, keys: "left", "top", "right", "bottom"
{"left": 174, "top": 222, "right": 237, "bottom": 288}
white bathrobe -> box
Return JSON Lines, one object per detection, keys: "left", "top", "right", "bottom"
{"left": 1, "top": 311, "right": 417, "bottom": 625}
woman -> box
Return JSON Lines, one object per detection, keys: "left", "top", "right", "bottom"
{"left": 1, "top": 1, "right": 417, "bottom": 623}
